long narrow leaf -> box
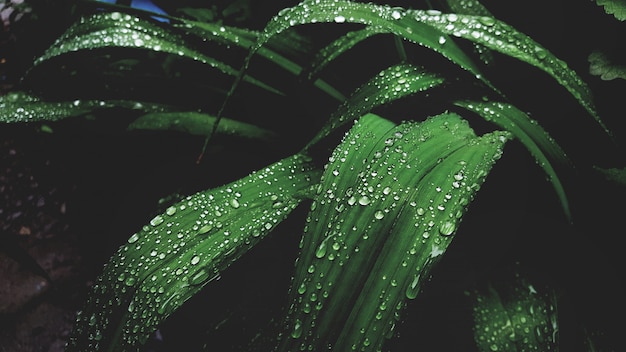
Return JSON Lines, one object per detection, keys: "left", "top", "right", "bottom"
{"left": 65, "top": 154, "right": 321, "bottom": 352}
{"left": 178, "top": 20, "right": 345, "bottom": 101}
{"left": 409, "top": 8, "right": 610, "bottom": 136}
{"left": 30, "top": 11, "right": 284, "bottom": 96}
{"left": 455, "top": 100, "right": 572, "bottom": 221}
{"left": 305, "top": 63, "right": 445, "bottom": 149}
{"left": 127, "top": 111, "right": 277, "bottom": 140}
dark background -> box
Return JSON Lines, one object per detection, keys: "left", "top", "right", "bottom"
{"left": 1, "top": 0, "right": 625, "bottom": 351}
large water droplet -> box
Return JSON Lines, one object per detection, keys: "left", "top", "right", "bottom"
{"left": 291, "top": 319, "right": 303, "bottom": 338}
{"left": 439, "top": 221, "right": 456, "bottom": 236}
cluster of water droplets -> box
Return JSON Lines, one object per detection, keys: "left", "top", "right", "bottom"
{"left": 67, "top": 154, "right": 319, "bottom": 351}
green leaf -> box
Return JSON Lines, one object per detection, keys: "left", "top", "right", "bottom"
{"left": 468, "top": 262, "right": 559, "bottom": 351}
{"left": 454, "top": 100, "right": 572, "bottom": 221}
{"left": 252, "top": 0, "right": 491, "bottom": 91}
{"left": 409, "top": 8, "right": 610, "bottom": 136}
{"left": 65, "top": 154, "right": 321, "bottom": 352}
{"left": 127, "top": 111, "right": 277, "bottom": 141}
{"left": 595, "top": 0, "right": 626, "bottom": 21}
{"left": 278, "top": 112, "right": 510, "bottom": 351}
{"left": 30, "top": 11, "right": 284, "bottom": 96}
{"left": 589, "top": 50, "right": 626, "bottom": 80}
{"left": 593, "top": 166, "right": 626, "bottom": 187}
{"left": 0, "top": 91, "right": 166, "bottom": 123}
{"left": 305, "top": 63, "right": 445, "bottom": 149}
{"left": 177, "top": 19, "right": 345, "bottom": 101}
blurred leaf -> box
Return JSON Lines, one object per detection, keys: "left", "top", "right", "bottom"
{"left": 588, "top": 51, "right": 626, "bottom": 80}
{"left": 593, "top": 166, "right": 626, "bottom": 187}
{"left": 595, "top": 0, "right": 626, "bottom": 21}
{"left": 128, "top": 111, "right": 276, "bottom": 141}
{"left": 468, "top": 262, "right": 559, "bottom": 352}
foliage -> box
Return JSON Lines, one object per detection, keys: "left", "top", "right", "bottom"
{"left": 1, "top": 0, "right": 625, "bottom": 351}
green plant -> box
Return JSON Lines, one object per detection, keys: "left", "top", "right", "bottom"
{"left": 1, "top": 0, "right": 624, "bottom": 351}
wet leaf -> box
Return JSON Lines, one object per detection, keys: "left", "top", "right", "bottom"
{"left": 65, "top": 154, "right": 321, "bottom": 352}
{"left": 595, "top": 0, "right": 626, "bottom": 21}
{"left": 588, "top": 51, "right": 626, "bottom": 80}
{"left": 127, "top": 111, "right": 276, "bottom": 141}
{"left": 455, "top": 100, "right": 572, "bottom": 221}
{"left": 306, "top": 63, "right": 445, "bottom": 148}
{"left": 468, "top": 262, "right": 559, "bottom": 352}
{"left": 445, "top": 0, "right": 495, "bottom": 64}
{"left": 31, "top": 11, "right": 283, "bottom": 95}
{"left": 277, "top": 112, "right": 510, "bottom": 351}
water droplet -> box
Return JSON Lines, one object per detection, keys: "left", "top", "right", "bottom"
{"left": 191, "top": 255, "right": 200, "bottom": 265}
{"left": 439, "top": 221, "right": 456, "bottom": 236}
{"left": 197, "top": 224, "right": 213, "bottom": 235}
{"left": 150, "top": 215, "right": 164, "bottom": 226}
{"left": 358, "top": 195, "right": 371, "bottom": 206}
{"left": 166, "top": 206, "right": 176, "bottom": 216}
{"left": 374, "top": 210, "right": 385, "bottom": 219}
{"left": 128, "top": 233, "right": 139, "bottom": 243}
{"left": 334, "top": 15, "right": 346, "bottom": 23}
{"left": 438, "top": 36, "right": 447, "bottom": 45}
{"left": 230, "top": 199, "right": 240, "bottom": 208}
{"left": 291, "top": 319, "right": 303, "bottom": 338}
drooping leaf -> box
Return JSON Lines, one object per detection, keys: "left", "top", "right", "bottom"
{"left": 30, "top": 11, "right": 284, "bottom": 96}
{"left": 65, "top": 154, "right": 321, "bottom": 352}
{"left": 408, "top": 8, "right": 610, "bottom": 136}
{"left": 0, "top": 91, "right": 166, "bottom": 123}
{"left": 177, "top": 19, "right": 345, "bottom": 101}
{"left": 588, "top": 50, "right": 626, "bottom": 80}
{"left": 251, "top": 0, "right": 491, "bottom": 91}
{"left": 455, "top": 100, "right": 572, "bottom": 221}
{"left": 277, "top": 112, "right": 510, "bottom": 351}
{"left": 595, "top": 0, "right": 626, "bottom": 21}
{"left": 127, "top": 111, "right": 276, "bottom": 141}
{"left": 305, "top": 63, "right": 445, "bottom": 149}
{"left": 468, "top": 262, "right": 559, "bottom": 351}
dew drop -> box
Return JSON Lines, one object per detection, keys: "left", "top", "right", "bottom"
{"left": 291, "top": 319, "right": 303, "bottom": 338}
{"left": 166, "top": 206, "right": 176, "bottom": 216}
{"left": 191, "top": 255, "right": 201, "bottom": 265}
{"left": 128, "top": 233, "right": 139, "bottom": 244}
{"left": 150, "top": 215, "right": 164, "bottom": 226}
{"left": 439, "top": 221, "right": 456, "bottom": 236}
{"left": 334, "top": 15, "right": 346, "bottom": 23}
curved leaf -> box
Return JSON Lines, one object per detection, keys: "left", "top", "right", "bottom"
{"left": 305, "top": 63, "right": 445, "bottom": 148}
{"left": 409, "top": 8, "right": 610, "bottom": 136}
{"left": 178, "top": 20, "right": 345, "bottom": 101}
{"left": 596, "top": 0, "right": 626, "bottom": 21}
{"left": 0, "top": 91, "right": 166, "bottom": 123}
{"left": 589, "top": 50, "right": 626, "bottom": 80}
{"left": 454, "top": 100, "right": 572, "bottom": 221}
{"left": 444, "top": 0, "right": 496, "bottom": 64}
{"left": 251, "top": 0, "right": 491, "bottom": 90}
{"left": 278, "top": 112, "right": 510, "bottom": 351}
{"left": 127, "top": 111, "right": 277, "bottom": 141}
{"left": 31, "top": 11, "right": 284, "bottom": 96}
{"left": 65, "top": 153, "right": 321, "bottom": 352}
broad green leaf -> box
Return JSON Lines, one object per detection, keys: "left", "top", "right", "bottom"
{"left": 0, "top": 91, "right": 166, "bottom": 123}
{"left": 468, "top": 262, "right": 559, "bottom": 351}
{"left": 589, "top": 51, "right": 626, "bottom": 80}
{"left": 408, "top": 8, "right": 610, "bottom": 136}
{"left": 305, "top": 63, "right": 445, "bottom": 149}
{"left": 277, "top": 112, "right": 510, "bottom": 351}
{"left": 31, "top": 11, "right": 284, "bottom": 96}
{"left": 65, "top": 154, "right": 321, "bottom": 352}
{"left": 445, "top": 0, "right": 495, "bottom": 64}
{"left": 596, "top": 0, "right": 626, "bottom": 21}
{"left": 454, "top": 100, "right": 572, "bottom": 221}
{"left": 177, "top": 19, "right": 345, "bottom": 101}
{"left": 127, "top": 111, "right": 276, "bottom": 141}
